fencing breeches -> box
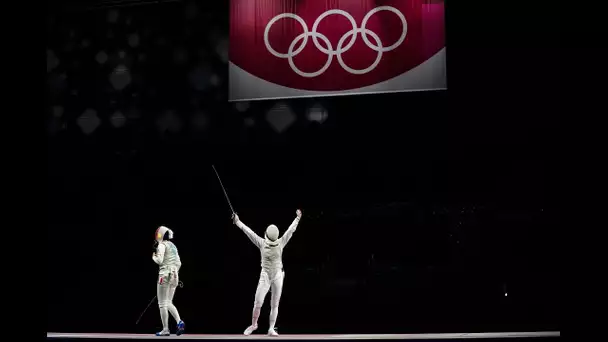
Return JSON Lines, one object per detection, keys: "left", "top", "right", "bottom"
{"left": 251, "top": 269, "right": 284, "bottom": 329}
{"left": 157, "top": 268, "right": 181, "bottom": 331}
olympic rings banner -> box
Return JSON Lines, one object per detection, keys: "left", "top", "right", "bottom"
{"left": 229, "top": 0, "right": 446, "bottom": 101}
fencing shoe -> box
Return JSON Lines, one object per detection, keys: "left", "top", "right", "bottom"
{"left": 176, "top": 321, "right": 185, "bottom": 336}
{"left": 244, "top": 325, "right": 258, "bottom": 336}
{"left": 155, "top": 330, "right": 170, "bottom": 336}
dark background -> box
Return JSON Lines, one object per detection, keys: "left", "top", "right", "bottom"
{"left": 47, "top": 0, "right": 558, "bottom": 335}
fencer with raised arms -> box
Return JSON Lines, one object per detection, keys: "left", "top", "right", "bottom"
{"left": 232, "top": 209, "right": 302, "bottom": 337}
{"left": 152, "top": 226, "right": 185, "bottom": 336}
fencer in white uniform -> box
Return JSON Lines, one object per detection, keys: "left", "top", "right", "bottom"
{"left": 152, "top": 226, "right": 185, "bottom": 336}
{"left": 232, "top": 209, "right": 302, "bottom": 337}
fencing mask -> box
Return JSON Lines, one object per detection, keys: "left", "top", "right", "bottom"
{"left": 155, "top": 226, "right": 174, "bottom": 242}
{"left": 265, "top": 224, "right": 279, "bottom": 242}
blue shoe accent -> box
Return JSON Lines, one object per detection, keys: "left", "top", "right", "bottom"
{"left": 176, "top": 321, "right": 185, "bottom": 336}
{"left": 156, "top": 331, "right": 170, "bottom": 336}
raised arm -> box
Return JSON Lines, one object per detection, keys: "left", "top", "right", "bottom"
{"left": 152, "top": 242, "right": 166, "bottom": 265}
{"left": 280, "top": 209, "right": 302, "bottom": 248}
{"left": 233, "top": 214, "right": 264, "bottom": 249}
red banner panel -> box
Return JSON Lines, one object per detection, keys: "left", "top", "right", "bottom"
{"left": 229, "top": 0, "right": 446, "bottom": 101}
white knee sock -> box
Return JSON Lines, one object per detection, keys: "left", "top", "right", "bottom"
{"left": 252, "top": 306, "right": 261, "bottom": 326}
{"left": 168, "top": 304, "right": 181, "bottom": 323}
{"left": 160, "top": 307, "right": 169, "bottom": 331}
{"left": 269, "top": 306, "right": 278, "bottom": 329}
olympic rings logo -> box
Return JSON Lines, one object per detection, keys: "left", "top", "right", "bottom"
{"left": 263, "top": 6, "right": 408, "bottom": 78}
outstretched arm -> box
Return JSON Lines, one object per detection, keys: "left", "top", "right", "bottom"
{"left": 280, "top": 209, "right": 302, "bottom": 248}
{"left": 233, "top": 214, "right": 264, "bottom": 249}
{"left": 152, "top": 243, "right": 166, "bottom": 265}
